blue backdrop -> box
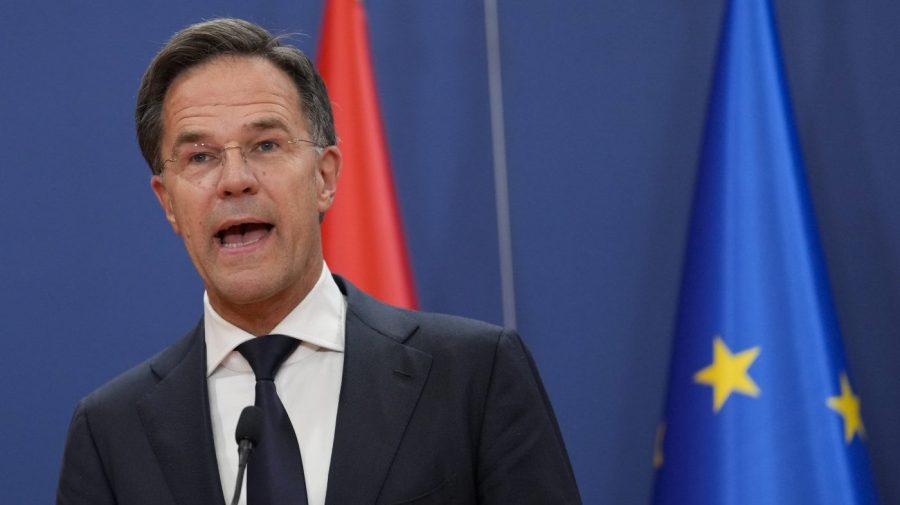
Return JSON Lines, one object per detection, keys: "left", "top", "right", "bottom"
{"left": 1, "top": 1, "right": 899, "bottom": 504}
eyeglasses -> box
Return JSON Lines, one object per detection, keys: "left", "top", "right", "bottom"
{"left": 163, "top": 136, "right": 323, "bottom": 182}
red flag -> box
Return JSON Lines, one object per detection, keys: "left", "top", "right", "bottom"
{"left": 317, "top": 0, "right": 418, "bottom": 308}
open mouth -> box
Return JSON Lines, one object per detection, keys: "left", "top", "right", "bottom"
{"left": 215, "top": 222, "right": 274, "bottom": 248}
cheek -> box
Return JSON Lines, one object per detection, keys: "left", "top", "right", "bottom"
{"left": 281, "top": 173, "right": 320, "bottom": 210}
{"left": 169, "top": 192, "right": 208, "bottom": 241}
{"left": 279, "top": 186, "right": 322, "bottom": 237}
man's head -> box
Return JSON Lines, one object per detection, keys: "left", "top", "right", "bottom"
{"left": 141, "top": 19, "right": 341, "bottom": 334}
{"left": 136, "top": 18, "right": 336, "bottom": 176}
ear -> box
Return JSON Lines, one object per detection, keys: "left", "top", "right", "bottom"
{"left": 150, "top": 175, "right": 181, "bottom": 235}
{"left": 316, "top": 145, "right": 342, "bottom": 214}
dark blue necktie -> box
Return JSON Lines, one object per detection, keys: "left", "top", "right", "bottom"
{"left": 237, "top": 335, "right": 309, "bottom": 505}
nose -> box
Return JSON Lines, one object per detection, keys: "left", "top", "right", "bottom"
{"left": 215, "top": 145, "right": 259, "bottom": 197}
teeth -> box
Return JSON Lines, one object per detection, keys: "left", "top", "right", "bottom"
{"left": 221, "top": 235, "right": 265, "bottom": 248}
{"left": 217, "top": 223, "right": 271, "bottom": 248}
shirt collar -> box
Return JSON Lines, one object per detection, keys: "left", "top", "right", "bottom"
{"left": 204, "top": 262, "right": 346, "bottom": 377}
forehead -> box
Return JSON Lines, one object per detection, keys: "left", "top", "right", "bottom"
{"left": 161, "top": 56, "right": 306, "bottom": 144}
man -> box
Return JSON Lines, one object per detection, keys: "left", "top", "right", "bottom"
{"left": 57, "top": 18, "right": 581, "bottom": 505}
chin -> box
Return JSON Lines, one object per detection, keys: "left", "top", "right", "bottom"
{"left": 207, "top": 272, "right": 288, "bottom": 307}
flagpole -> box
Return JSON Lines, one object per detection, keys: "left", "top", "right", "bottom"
{"left": 483, "top": 0, "right": 517, "bottom": 329}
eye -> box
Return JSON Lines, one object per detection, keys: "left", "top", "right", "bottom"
{"left": 189, "top": 152, "right": 214, "bottom": 164}
{"left": 182, "top": 144, "right": 220, "bottom": 166}
{"left": 254, "top": 140, "right": 280, "bottom": 153}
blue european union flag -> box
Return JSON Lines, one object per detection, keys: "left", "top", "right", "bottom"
{"left": 652, "top": 1, "right": 880, "bottom": 504}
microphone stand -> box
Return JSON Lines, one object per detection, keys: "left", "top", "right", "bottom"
{"left": 229, "top": 438, "right": 254, "bottom": 505}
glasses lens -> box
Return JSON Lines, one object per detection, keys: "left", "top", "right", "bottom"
{"left": 175, "top": 143, "right": 221, "bottom": 174}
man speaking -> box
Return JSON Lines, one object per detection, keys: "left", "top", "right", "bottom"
{"left": 56, "top": 18, "right": 581, "bottom": 505}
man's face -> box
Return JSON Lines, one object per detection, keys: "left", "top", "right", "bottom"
{"left": 151, "top": 56, "right": 340, "bottom": 327}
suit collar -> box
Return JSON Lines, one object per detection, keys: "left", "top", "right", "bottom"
{"left": 133, "top": 277, "right": 430, "bottom": 505}
{"left": 137, "top": 323, "right": 225, "bottom": 505}
{"left": 325, "top": 276, "right": 432, "bottom": 505}
{"left": 333, "top": 274, "right": 420, "bottom": 344}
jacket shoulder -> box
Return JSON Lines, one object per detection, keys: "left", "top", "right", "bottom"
{"left": 78, "top": 325, "right": 201, "bottom": 417}
{"left": 338, "top": 273, "right": 509, "bottom": 350}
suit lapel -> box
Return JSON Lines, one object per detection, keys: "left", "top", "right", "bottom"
{"left": 325, "top": 279, "right": 432, "bottom": 505}
{"left": 137, "top": 323, "right": 225, "bottom": 505}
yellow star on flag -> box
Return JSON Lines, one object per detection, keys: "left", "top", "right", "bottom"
{"left": 694, "top": 335, "right": 761, "bottom": 412}
{"left": 827, "top": 373, "right": 865, "bottom": 444}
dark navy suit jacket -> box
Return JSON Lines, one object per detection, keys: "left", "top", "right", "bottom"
{"left": 57, "top": 276, "right": 581, "bottom": 504}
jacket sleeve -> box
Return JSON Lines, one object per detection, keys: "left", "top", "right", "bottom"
{"left": 476, "top": 330, "right": 582, "bottom": 504}
{"left": 57, "top": 399, "right": 118, "bottom": 505}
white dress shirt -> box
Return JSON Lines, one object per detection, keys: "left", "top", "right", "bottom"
{"left": 205, "top": 264, "right": 346, "bottom": 505}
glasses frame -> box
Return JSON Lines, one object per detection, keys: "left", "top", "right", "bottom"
{"left": 162, "top": 137, "right": 324, "bottom": 173}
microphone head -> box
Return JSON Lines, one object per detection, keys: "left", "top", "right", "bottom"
{"left": 235, "top": 406, "right": 263, "bottom": 446}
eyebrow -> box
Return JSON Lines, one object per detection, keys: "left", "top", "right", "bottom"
{"left": 168, "top": 118, "right": 295, "bottom": 152}
{"left": 246, "top": 117, "right": 293, "bottom": 134}
{"left": 170, "top": 130, "right": 209, "bottom": 150}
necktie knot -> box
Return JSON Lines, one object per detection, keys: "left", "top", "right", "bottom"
{"left": 237, "top": 334, "right": 300, "bottom": 381}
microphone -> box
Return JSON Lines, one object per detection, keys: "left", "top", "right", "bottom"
{"left": 230, "top": 406, "right": 263, "bottom": 505}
